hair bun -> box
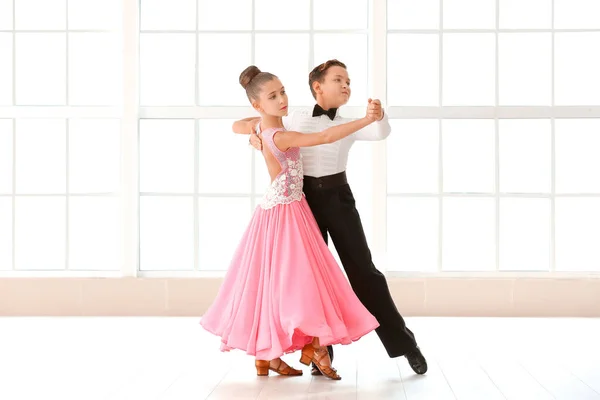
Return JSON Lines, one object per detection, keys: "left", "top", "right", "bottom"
{"left": 239, "top": 66, "right": 262, "bottom": 90}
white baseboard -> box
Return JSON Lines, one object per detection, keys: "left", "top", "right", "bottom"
{"left": 1, "top": 277, "right": 599, "bottom": 317}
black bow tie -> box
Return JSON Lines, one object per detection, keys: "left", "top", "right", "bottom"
{"left": 312, "top": 104, "right": 337, "bottom": 121}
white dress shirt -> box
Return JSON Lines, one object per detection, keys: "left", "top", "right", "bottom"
{"left": 282, "top": 108, "right": 391, "bottom": 178}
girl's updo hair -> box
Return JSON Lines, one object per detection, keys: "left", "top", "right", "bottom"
{"left": 239, "top": 65, "right": 277, "bottom": 101}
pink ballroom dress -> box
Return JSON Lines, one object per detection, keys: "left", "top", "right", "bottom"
{"left": 200, "top": 127, "right": 379, "bottom": 361}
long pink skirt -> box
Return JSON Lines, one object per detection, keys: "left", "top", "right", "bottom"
{"left": 200, "top": 197, "right": 379, "bottom": 360}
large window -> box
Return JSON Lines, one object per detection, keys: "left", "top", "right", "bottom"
{"left": 137, "top": 0, "right": 370, "bottom": 271}
{"left": 385, "top": 0, "right": 600, "bottom": 272}
{"left": 1, "top": 0, "right": 122, "bottom": 273}
{"left": 1, "top": 0, "right": 599, "bottom": 276}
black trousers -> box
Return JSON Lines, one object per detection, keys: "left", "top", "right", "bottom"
{"left": 304, "top": 173, "right": 418, "bottom": 359}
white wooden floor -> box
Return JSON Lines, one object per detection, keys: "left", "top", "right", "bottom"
{"left": 0, "top": 317, "right": 599, "bottom": 400}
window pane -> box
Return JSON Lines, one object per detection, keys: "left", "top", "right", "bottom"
{"left": 198, "top": 120, "right": 251, "bottom": 194}
{"left": 0, "top": 198, "right": 11, "bottom": 270}
{"left": 16, "top": 119, "right": 66, "bottom": 194}
{"left": 139, "top": 120, "right": 195, "bottom": 193}
{"left": 387, "top": 0, "right": 439, "bottom": 30}
{"left": 140, "top": 197, "right": 194, "bottom": 271}
{"left": 15, "top": 0, "right": 65, "bottom": 30}
{"left": 255, "top": 0, "right": 309, "bottom": 30}
{"left": 499, "top": 198, "right": 550, "bottom": 271}
{"left": 387, "top": 197, "right": 438, "bottom": 272}
{"left": 555, "top": 119, "right": 600, "bottom": 193}
{"left": 16, "top": 33, "right": 66, "bottom": 105}
{"left": 198, "top": 197, "right": 251, "bottom": 270}
{"left": 499, "top": 33, "right": 551, "bottom": 106}
{"left": 555, "top": 33, "right": 600, "bottom": 106}
{"left": 69, "top": 33, "right": 122, "bottom": 106}
{"left": 443, "top": 34, "right": 495, "bottom": 106}
{"left": 198, "top": 34, "right": 251, "bottom": 106}
{"left": 314, "top": 34, "right": 367, "bottom": 106}
{"left": 555, "top": 0, "right": 600, "bottom": 29}
{"left": 442, "top": 120, "right": 495, "bottom": 193}
{"left": 388, "top": 34, "right": 439, "bottom": 106}
{"left": 499, "top": 120, "right": 551, "bottom": 193}
{"left": 15, "top": 197, "right": 66, "bottom": 270}
{"left": 0, "top": 33, "right": 12, "bottom": 106}
{"left": 140, "top": 34, "right": 195, "bottom": 106}
{"left": 387, "top": 120, "right": 438, "bottom": 194}
{"left": 254, "top": 151, "right": 272, "bottom": 196}
{"left": 313, "top": 0, "right": 367, "bottom": 30}
{"left": 0, "top": 0, "right": 12, "bottom": 29}
{"left": 69, "top": 119, "right": 120, "bottom": 193}
{"left": 68, "top": 0, "right": 121, "bottom": 30}
{"left": 140, "top": 0, "right": 196, "bottom": 30}
{"left": 69, "top": 197, "right": 119, "bottom": 271}
{"left": 443, "top": 0, "right": 495, "bottom": 29}
{"left": 556, "top": 198, "right": 600, "bottom": 271}
{"left": 0, "top": 119, "right": 12, "bottom": 193}
{"left": 499, "top": 0, "right": 551, "bottom": 29}
{"left": 346, "top": 142, "right": 374, "bottom": 245}
{"left": 328, "top": 241, "right": 343, "bottom": 270}
{"left": 198, "top": 0, "right": 252, "bottom": 30}
{"left": 255, "top": 34, "right": 311, "bottom": 106}
{"left": 443, "top": 198, "right": 495, "bottom": 271}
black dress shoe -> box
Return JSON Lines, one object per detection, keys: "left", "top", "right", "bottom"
{"left": 311, "top": 366, "right": 322, "bottom": 376}
{"left": 405, "top": 347, "right": 427, "bottom": 374}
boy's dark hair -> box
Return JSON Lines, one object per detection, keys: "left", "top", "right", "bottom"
{"left": 308, "top": 59, "right": 347, "bottom": 99}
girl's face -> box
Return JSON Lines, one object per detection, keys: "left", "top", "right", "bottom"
{"left": 254, "top": 78, "right": 288, "bottom": 117}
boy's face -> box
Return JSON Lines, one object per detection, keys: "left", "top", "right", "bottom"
{"left": 318, "top": 66, "right": 351, "bottom": 108}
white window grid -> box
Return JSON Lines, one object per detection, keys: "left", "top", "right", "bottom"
{"left": 0, "top": 0, "right": 122, "bottom": 276}
{"left": 137, "top": 0, "right": 370, "bottom": 274}
{"left": 0, "top": 0, "right": 122, "bottom": 109}
{"left": 381, "top": 0, "right": 600, "bottom": 276}
{"left": 1, "top": 0, "right": 599, "bottom": 277}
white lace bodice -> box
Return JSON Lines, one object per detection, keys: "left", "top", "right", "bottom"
{"left": 259, "top": 128, "right": 304, "bottom": 210}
